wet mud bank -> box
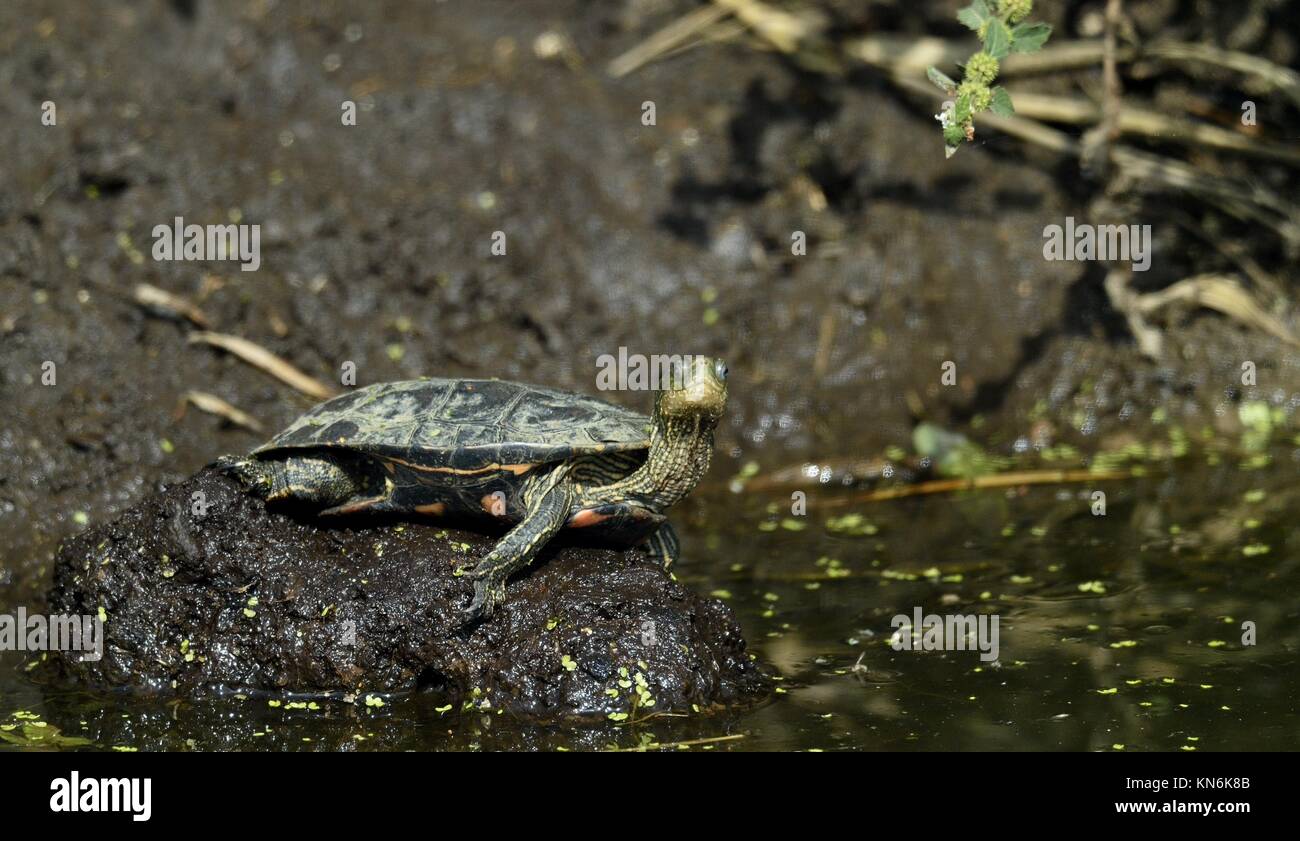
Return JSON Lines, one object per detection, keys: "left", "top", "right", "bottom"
{"left": 46, "top": 470, "right": 771, "bottom": 719}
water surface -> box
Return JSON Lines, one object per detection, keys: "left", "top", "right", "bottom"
{"left": 3, "top": 448, "right": 1297, "bottom": 751}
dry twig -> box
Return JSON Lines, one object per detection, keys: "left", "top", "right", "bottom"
{"left": 133, "top": 283, "right": 211, "bottom": 328}
{"left": 177, "top": 390, "right": 265, "bottom": 433}
{"left": 188, "top": 331, "right": 338, "bottom": 401}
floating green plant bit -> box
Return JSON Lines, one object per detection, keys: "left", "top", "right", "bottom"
{"left": 0, "top": 713, "right": 93, "bottom": 749}
{"left": 913, "top": 423, "right": 1007, "bottom": 477}
{"left": 730, "top": 461, "right": 760, "bottom": 488}
{"left": 825, "top": 512, "right": 878, "bottom": 536}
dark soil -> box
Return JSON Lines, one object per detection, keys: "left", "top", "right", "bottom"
{"left": 44, "top": 469, "right": 770, "bottom": 718}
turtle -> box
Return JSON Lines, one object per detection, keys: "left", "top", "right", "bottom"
{"left": 213, "top": 356, "right": 728, "bottom": 619}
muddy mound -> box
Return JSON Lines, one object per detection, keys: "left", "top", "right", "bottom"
{"left": 45, "top": 470, "right": 770, "bottom": 719}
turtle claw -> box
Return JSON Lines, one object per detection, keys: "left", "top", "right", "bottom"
{"left": 465, "top": 575, "right": 506, "bottom": 623}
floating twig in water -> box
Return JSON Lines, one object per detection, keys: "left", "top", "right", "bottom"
{"left": 822, "top": 468, "right": 1134, "bottom": 506}
{"left": 188, "top": 331, "right": 338, "bottom": 401}
{"left": 606, "top": 733, "right": 746, "bottom": 752}
{"left": 177, "top": 390, "right": 264, "bottom": 433}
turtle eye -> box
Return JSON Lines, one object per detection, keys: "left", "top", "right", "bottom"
{"left": 714, "top": 360, "right": 728, "bottom": 382}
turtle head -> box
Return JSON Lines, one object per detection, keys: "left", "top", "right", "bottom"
{"left": 656, "top": 356, "right": 728, "bottom": 429}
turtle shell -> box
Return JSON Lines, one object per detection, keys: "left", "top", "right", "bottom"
{"left": 254, "top": 378, "right": 652, "bottom": 471}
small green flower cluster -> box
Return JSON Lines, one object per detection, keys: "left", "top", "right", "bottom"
{"left": 1000, "top": 0, "right": 1034, "bottom": 24}
{"left": 959, "top": 53, "right": 1000, "bottom": 112}
{"left": 927, "top": 0, "right": 1052, "bottom": 156}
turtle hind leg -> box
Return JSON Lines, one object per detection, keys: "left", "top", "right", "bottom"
{"left": 273, "top": 455, "right": 368, "bottom": 508}
{"left": 212, "top": 454, "right": 275, "bottom": 497}
{"left": 216, "top": 453, "right": 366, "bottom": 509}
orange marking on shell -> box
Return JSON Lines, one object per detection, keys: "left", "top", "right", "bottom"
{"left": 385, "top": 456, "right": 534, "bottom": 476}
{"left": 568, "top": 509, "right": 610, "bottom": 528}
{"left": 414, "top": 502, "right": 446, "bottom": 515}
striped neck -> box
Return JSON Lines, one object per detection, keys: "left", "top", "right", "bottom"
{"left": 602, "top": 411, "right": 714, "bottom": 510}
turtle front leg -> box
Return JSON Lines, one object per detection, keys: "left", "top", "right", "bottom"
{"left": 461, "top": 468, "right": 575, "bottom": 620}
{"left": 642, "top": 522, "right": 680, "bottom": 570}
